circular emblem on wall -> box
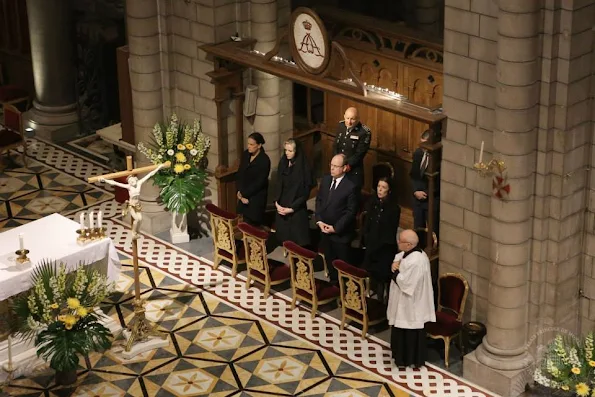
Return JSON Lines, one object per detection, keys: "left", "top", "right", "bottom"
{"left": 289, "top": 7, "right": 331, "bottom": 75}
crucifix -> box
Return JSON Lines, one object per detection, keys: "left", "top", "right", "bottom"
{"left": 88, "top": 156, "right": 170, "bottom": 354}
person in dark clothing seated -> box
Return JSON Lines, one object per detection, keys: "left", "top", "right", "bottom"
{"left": 362, "top": 177, "right": 401, "bottom": 303}
{"left": 236, "top": 132, "right": 271, "bottom": 227}
{"left": 273, "top": 138, "right": 316, "bottom": 248}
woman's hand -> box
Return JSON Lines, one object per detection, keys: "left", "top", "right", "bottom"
{"left": 391, "top": 261, "right": 400, "bottom": 272}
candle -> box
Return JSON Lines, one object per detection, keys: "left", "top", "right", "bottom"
{"left": 18, "top": 234, "right": 24, "bottom": 251}
{"left": 98, "top": 211, "right": 102, "bottom": 228}
{"left": 79, "top": 212, "right": 85, "bottom": 230}
{"left": 479, "top": 141, "right": 484, "bottom": 164}
{"left": 7, "top": 335, "right": 12, "bottom": 369}
{"left": 89, "top": 212, "right": 95, "bottom": 229}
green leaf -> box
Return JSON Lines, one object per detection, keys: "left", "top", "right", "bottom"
{"left": 159, "top": 170, "right": 207, "bottom": 214}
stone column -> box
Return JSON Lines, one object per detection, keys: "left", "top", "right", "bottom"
{"left": 414, "top": 0, "right": 440, "bottom": 36}
{"left": 251, "top": 0, "right": 280, "bottom": 169}
{"left": 127, "top": 0, "right": 169, "bottom": 235}
{"left": 25, "top": 0, "right": 78, "bottom": 137}
{"left": 464, "top": 1, "right": 539, "bottom": 396}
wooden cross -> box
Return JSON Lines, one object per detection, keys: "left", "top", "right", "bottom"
{"left": 87, "top": 156, "right": 171, "bottom": 183}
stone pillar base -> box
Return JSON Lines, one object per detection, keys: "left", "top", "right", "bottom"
{"left": 124, "top": 210, "right": 170, "bottom": 237}
{"left": 463, "top": 349, "right": 533, "bottom": 397}
{"left": 25, "top": 102, "right": 79, "bottom": 142}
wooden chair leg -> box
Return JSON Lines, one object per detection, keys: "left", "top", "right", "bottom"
{"left": 444, "top": 336, "right": 451, "bottom": 368}
{"left": 340, "top": 309, "right": 346, "bottom": 330}
{"left": 291, "top": 294, "right": 297, "bottom": 310}
{"left": 264, "top": 282, "right": 270, "bottom": 299}
{"left": 311, "top": 302, "right": 317, "bottom": 319}
{"left": 212, "top": 254, "right": 221, "bottom": 270}
{"left": 231, "top": 260, "right": 238, "bottom": 277}
{"left": 362, "top": 319, "right": 368, "bottom": 339}
{"left": 245, "top": 276, "right": 251, "bottom": 290}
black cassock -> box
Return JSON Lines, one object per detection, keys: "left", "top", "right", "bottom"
{"left": 236, "top": 149, "right": 271, "bottom": 226}
{"left": 273, "top": 153, "right": 314, "bottom": 247}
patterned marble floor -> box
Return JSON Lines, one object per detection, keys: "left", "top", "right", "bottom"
{"left": 0, "top": 138, "right": 501, "bottom": 397}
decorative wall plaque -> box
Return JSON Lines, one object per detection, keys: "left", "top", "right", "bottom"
{"left": 289, "top": 7, "right": 331, "bottom": 75}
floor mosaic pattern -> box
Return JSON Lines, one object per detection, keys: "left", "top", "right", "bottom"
{"left": 0, "top": 138, "right": 500, "bottom": 397}
{"left": 5, "top": 265, "right": 407, "bottom": 397}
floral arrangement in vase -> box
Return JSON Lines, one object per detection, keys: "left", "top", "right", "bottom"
{"left": 11, "top": 260, "right": 114, "bottom": 385}
{"left": 137, "top": 113, "right": 211, "bottom": 215}
{"left": 533, "top": 332, "right": 595, "bottom": 396}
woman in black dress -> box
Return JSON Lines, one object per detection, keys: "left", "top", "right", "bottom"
{"left": 236, "top": 132, "right": 271, "bottom": 227}
{"left": 273, "top": 139, "right": 315, "bottom": 247}
{"left": 362, "top": 176, "right": 401, "bottom": 302}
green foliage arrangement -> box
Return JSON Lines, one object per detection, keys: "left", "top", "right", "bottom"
{"left": 11, "top": 261, "right": 114, "bottom": 372}
{"left": 533, "top": 332, "right": 595, "bottom": 396}
{"left": 137, "top": 113, "right": 211, "bottom": 214}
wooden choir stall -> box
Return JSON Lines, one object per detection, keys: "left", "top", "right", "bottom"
{"left": 200, "top": 6, "right": 446, "bottom": 259}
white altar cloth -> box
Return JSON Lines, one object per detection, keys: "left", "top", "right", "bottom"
{"left": 0, "top": 213, "right": 121, "bottom": 300}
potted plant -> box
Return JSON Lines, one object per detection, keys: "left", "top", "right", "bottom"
{"left": 11, "top": 261, "right": 114, "bottom": 386}
{"left": 532, "top": 332, "right": 595, "bottom": 396}
{"left": 137, "top": 113, "right": 211, "bottom": 243}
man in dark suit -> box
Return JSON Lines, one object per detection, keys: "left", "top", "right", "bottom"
{"left": 410, "top": 129, "right": 440, "bottom": 240}
{"left": 315, "top": 154, "right": 358, "bottom": 283}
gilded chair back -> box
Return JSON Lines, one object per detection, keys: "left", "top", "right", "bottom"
{"left": 238, "top": 222, "right": 270, "bottom": 283}
{"left": 437, "top": 273, "right": 469, "bottom": 321}
{"left": 206, "top": 203, "right": 239, "bottom": 258}
{"left": 284, "top": 241, "right": 316, "bottom": 299}
{"left": 334, "top": 260, "right": 370, "bottom": 320}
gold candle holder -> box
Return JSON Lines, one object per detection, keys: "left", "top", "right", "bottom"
{"left": 473, "top": 159, "right": 506, "bottom": 177}
{"left": 91, "top": 227, "right": 107, "bottom": 240}
{"left": 14, "top": 249, "right": 30, "bottom": 264}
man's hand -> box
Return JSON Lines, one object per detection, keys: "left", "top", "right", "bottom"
{"left": 414, "top": 191, "right": 428, "bottom": 200}
{"left": 391, "top": 261, "right": 400, "bottom": 272}
{"left": 237, "top": 191, "right": 243, "bottom": 200}
{"left": 241, "top": 197, "right": 249, "bottom": 204}
{"left": 324, "top": 225, "right": 335, "bottom": 234}
{"left": 317, "top": 221, "right": 329, "bottom": 232}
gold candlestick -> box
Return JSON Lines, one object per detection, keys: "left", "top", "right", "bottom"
{"left": 14, "top": 249, "right": 29, "bottom": 264}
{"left": 473, "top": 159, "right": 506, "bottom": 177}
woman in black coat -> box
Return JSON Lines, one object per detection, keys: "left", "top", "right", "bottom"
{"left": 362, "top": 176, "right": 401, "bottom": 303}
{"left": 273, "top": 138, "right": 315, "bottom": 247}
{"left": 236, "top": 132, "right": 271, "bottom": 226}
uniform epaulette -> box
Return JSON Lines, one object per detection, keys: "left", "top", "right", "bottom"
{"left": 361, "top": 124, "right": 371, "bottom": 132}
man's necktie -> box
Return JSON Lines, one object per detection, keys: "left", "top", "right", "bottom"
{"left": 420, "top": 152, "right": 429, "bottom": 175}
{"left": 327, "top": 178, "right": 336, "bottom": 203}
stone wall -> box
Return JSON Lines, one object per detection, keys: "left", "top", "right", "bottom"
{"left": 441, "top": 0, "right": 498, "bottom": 326}
{"left": 442, "top": 0, "right": 595, "bottom": 340}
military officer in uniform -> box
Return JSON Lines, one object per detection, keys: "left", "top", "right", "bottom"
{"left": 333, "top": 107, "right": 371, "bottom": 191}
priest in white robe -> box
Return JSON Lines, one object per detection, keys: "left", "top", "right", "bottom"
{"left": 386, "top": 229, "right": 435, "bottom": 368}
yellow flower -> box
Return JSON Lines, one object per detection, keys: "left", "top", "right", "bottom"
{"left": 174, "top": 164, "right": 185, "bottom": 174}
{"left": 177, "top": 144, "right": 185, "bottom": 150}
{"left": 77, "top": 307, "right": 88, "bottom": 317}
{"left": 576, "top": 383, "right": 590, "bottom": 397}
{"left": 50, "top": 303, "right": 59, "bottom": 309}
{"left": 67, "top": 298, "right": 80, "bottom": 309}
{"left": 183, "top": 164, "right": 191, "bottom": 170}
{"left": 572, "top": 367, "right": 581, "bottom": 375}
{"left": 186, "top": 143, "right": 193, "bottom": 150}
{"left": 175, "top": 152, "right": 186, "bottom": 162}
{"left": 589, "top": 360, "right": 595, "bottom": 367}
{"left": 562, "top": 385, "right": 570, "bottom": 391}
{"left": 58, "top": 315, "right": 67, "bottom": 322}
{"left": 61, "top": 314, "right": 78, "bottom": 330}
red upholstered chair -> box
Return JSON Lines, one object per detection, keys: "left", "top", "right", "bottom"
{"left": 333, "top": 259, "right": 387, "bottom": 338}
{"left": 239, "top": 222, "right": 290, "bottom": 298}
{"left": 1, "top": 104, "right": 27, "bottom": 167}
{"left": 284, "top": 241, "right": 340, "bottom": 319}
{"left": 425, "top": 273, "right": 469, "bottom": 367}
{"left": 206, "top": 203, "right": 246, "bottom": 277}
